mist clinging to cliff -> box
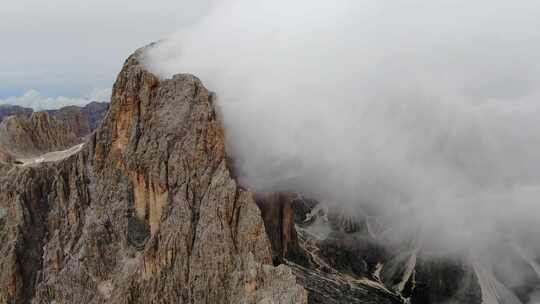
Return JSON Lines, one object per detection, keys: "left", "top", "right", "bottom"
{"left": 144, "top": 0, "right": 540, "bottom": 269}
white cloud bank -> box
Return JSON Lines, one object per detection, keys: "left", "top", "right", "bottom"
{"left": 0, "top": 88, "right": 111, "bottom": 110}
{"left": 145, "top": 0, "right": 540, "bottom": 298}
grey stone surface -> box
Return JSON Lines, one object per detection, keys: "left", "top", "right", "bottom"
{"left": 0, "top": 102, "right": 108, "bottom": 140}
{"left": 46, "top": 102, "right": 109, "bottom": 139}
{"left": 0, "top": 48, "right": 307, "bottom": 304}
{"left": 0, "top": 112, "right": 79, "bottom": 159}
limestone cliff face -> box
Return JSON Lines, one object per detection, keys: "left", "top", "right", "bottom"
{"left": 0, "top": 49, "right": 306, "bottom": 304}
{"left": 47, "top": 102, "right": 109, "bottom": 139}
{"left": 0, "top": 112, "right": 79, "bottom": 159}
{"left": 0, "top": 102, "right": 108, "bottom": 140}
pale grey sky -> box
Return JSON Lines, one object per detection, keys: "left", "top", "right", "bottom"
{"left": 0, "top": 0, "right": 214, "bottom": 109}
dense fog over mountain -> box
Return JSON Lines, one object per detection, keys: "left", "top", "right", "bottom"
{"left": 145, "top": 0, "right": 540, "bottom": 300}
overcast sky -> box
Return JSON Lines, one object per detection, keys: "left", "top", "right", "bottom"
{"left": 0, "top": 0, "right": 214, "bottom": 109}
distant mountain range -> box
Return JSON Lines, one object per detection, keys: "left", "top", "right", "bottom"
{"left": 0, "top": 101, "right": 108, "bottom": 138}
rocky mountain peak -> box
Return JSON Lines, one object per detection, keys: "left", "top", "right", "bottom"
{"left": 0, "top": 48, "right": 307, "bottom": 304}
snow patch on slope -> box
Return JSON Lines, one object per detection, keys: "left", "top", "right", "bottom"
{"left": 18, "top": 143, "right": 85, "bottom": 166}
